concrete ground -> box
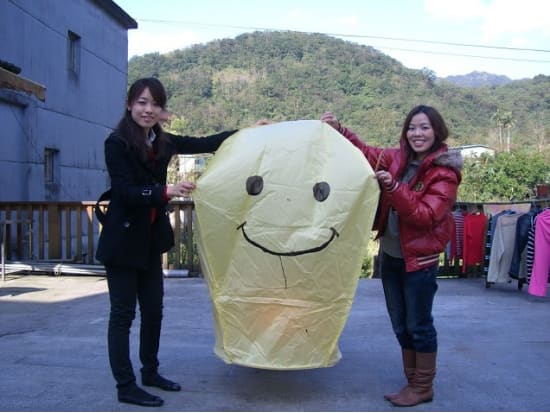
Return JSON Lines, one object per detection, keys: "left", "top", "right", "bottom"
{"left": 0, "top": 273, "right": 549, "bottom": 412}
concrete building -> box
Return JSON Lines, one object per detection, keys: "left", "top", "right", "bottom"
{"left": 454, "top": 144, "right": 496, "bottom": 158}
{"left": 0, "top": 0, "right": 136, "bottom": 201}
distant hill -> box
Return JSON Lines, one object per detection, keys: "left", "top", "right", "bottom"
{"left": 128, "top": 31, "right": 550, "bottom": 151}
{"left": 441, "top": 71, "right": 513, "bottom": 88}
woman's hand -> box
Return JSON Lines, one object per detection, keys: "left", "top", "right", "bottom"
{"left": 375, "top": 170, "right": 398, "bottom": 192}
{"left": 167, "top": 181, "right": 196, "bottom": 199}
{"left": 159, "top": 110, "right": 174, "bottom": 126}
{"left": 253, "top": 118, "right": 272, "bottom": 127}
{"left": 320, "top": 111, "right": 341, "bottom": 131}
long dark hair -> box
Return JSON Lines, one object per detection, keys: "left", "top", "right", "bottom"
{"left": 400, "top": 105, "right": 449, "bottom": 161}
{"left": 116, "top": 77, "right": 167, "bottom": 160}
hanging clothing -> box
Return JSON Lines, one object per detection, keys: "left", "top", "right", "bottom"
{"left": 462, "top": 212, "right": 487, "bottom": 273}
{"left": 450, "top": 209, "right": 465, "bottom": 262}
{"left": 509, "top": 210, "right": 538, "bottom": 280}
{"left": 528, "top": 209, "right": 550, "bottom": 297}
{"left": 482, "top": 210, "right": 515, "bottom": 278}
{"left": 525, "top": 220, "right": 536, "bottom": 282}
{"left": 487, "top": 212, "right": 522, "bottom": 283}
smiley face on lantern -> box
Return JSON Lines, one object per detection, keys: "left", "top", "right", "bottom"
{"left": 193, "top": 120, "right": 380, "bottom": 370}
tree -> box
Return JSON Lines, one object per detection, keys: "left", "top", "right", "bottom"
{"left": 531, "top": 112, "right": 548, "bottom": 153}
{"left": 421, "top": 67, "right": 436, "bottom": 86}
{"left": 459, "top": 150, "right": 550, "bottom": 202}
{"left": 491, "top": 108, "right": 505, "bottom": 151}
{"left": 501, "top": 111, "right": 515, "bottom": 152}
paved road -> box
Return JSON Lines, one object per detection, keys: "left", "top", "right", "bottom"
{"left": 1, "top": 274, "right": 549, "bottom": 411}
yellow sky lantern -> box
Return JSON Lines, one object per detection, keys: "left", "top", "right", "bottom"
{"left": 193, "top": 120, "right": 380, "bottom": 369}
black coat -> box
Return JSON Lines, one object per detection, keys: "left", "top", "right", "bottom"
{"left": 96, "top": 129, "right": 236, "bottom": 270}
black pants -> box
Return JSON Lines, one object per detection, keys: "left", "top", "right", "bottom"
{"left": 105, "top": 254, "right": 164, "bottom": 389}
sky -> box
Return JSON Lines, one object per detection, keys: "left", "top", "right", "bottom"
{"left": 114, "top": 0, "right": 550, "bottom": 80}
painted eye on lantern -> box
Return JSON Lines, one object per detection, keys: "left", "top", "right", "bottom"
{"left": 246, "top": 175, "right": 264, "bottom": 196}
{"left": 313, "top": 182, "right": 330, "bottom": 202}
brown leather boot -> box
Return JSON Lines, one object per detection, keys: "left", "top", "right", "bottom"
{"left": 383, "top": 348, "right": 415, "bottom": 401}
{"left": 390, "top": 351, "right": 436, "bottom": 407}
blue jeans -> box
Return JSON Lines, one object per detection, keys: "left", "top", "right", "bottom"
{"left": 380, "top": 252, "right": 438, "bottom": 353}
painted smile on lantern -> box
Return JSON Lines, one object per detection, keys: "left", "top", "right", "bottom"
{"left": 236, "top": 175, "right": 339, "bottom": 257}
{"left": 237, "top": 222, "right": 339, "bottom": 256}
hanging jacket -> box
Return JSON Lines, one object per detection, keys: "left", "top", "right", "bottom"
{"left": 338, "top": 126, "right": 463, "bottom": 272}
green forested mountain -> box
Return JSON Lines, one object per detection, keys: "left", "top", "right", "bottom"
{"left": 128, "top": 31, "right": 549, "bottom": 151}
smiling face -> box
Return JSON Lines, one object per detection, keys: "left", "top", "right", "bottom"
{"left": 128, "top": 87, "right": 162, "bottom": 135}
{"left": 193, "top": 120, "right": 380, "bottom": 369}
{"left": 406, "top": 113, "right": 436, "bottom": 160}
{"left": 238, "top": 175, "right": 338, "bottom": 257}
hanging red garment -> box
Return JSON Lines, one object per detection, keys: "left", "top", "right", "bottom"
{"left": 462, "top": 212, "right": 487, "bottom": 273}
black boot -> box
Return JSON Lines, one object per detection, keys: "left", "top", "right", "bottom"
{"left": 118, "top": 383, "right": 163, "bottom": 407}
{"left": 142, "top": 371, "right": 182, "bottom": 392}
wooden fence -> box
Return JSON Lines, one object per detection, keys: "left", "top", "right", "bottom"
{"left": 1, "top": 199, "right": 485, "bottom": 280}
{"left": 0, "top": 200, "right": 197, "bottom": 276}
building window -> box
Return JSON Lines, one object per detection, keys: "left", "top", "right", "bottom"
{"left": 67, "top": 30, "right": 81, "bottom": 75}
{"left": 44, "top": 147, "right": 59, "bottom": 184}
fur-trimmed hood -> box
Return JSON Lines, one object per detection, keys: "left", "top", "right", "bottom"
{"left": 423, "top": 146, "right": 463, "bottom": 184}
{"left": 434, "top": 148, "right": 463, "bottom": 172}
{"left": 397, "top": 143, "right": 463, "bottom": 183}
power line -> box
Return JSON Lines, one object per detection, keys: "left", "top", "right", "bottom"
{"left": 138, "top": 18, "right": 550, "bottom": 54}
{"left": 331, "top": 32, "right": 550, "bottom": 54}
{"left": 379, "top": 46, "right": 550, "bottom": 64}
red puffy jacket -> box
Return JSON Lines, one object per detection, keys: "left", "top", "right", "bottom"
{"left": 339, "top": 126, "right": 463, "bottom": 272}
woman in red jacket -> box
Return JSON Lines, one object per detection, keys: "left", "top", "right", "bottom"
{"left": 322, "top": 106, "right": 462, "bottom": 407}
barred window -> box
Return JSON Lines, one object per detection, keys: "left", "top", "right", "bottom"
{"left": 67, "top": 30, "right": 81, "bottom": 75}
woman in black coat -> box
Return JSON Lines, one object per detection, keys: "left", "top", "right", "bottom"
{"left": 96, "top": 77, "right": 239, "bottom": 407}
